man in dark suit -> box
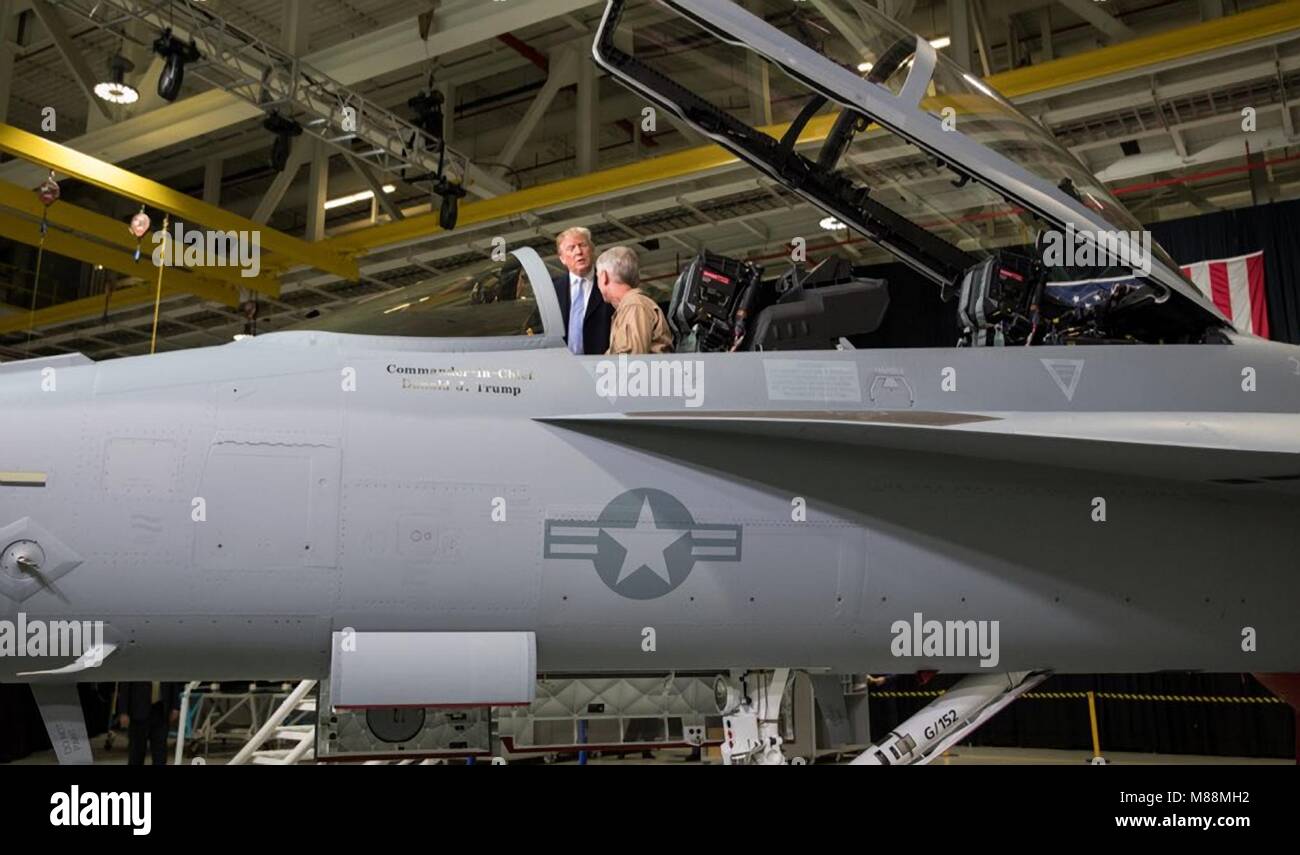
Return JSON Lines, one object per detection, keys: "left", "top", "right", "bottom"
{"left": 116, "top": 682, "right": 182, "bottom": 765}
{"left": 553, "top": 226, "right": 613, "bottom": 354}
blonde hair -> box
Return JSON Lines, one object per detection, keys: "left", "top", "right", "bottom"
{"left": 596, "top": 246, "right": 640, "bottom": 287}
{"left": 555, "top": 226, "right": 593, "bottom": 251}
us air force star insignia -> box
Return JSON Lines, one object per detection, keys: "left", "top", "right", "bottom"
{"left": 613, "top": 497, "right": 682, "bottom": 586}
{"left": 543, "top": 488, "right": 742, "bottom": 600}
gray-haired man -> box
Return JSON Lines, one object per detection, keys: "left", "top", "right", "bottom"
{"left": 596, "top": 246, "right": 673, "bottom": 355}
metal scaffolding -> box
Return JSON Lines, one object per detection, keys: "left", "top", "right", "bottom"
{"left": 45, "top": 0, "right": 513, "bottom": 200}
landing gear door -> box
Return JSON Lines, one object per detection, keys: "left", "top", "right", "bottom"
{"left": 592, "top": 0, "right": 1222, "bottom": 324}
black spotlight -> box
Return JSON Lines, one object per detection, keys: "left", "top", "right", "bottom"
{"left": 262, "top": 113, "right": 303, "bottom": 173}
{"left": 153, "top": 29, "right": 200, "bottom": 102}
{"left": 408, "top": 90, "right": 445, "bottom": 141}
{"left": 434, "top": 176, "right": 466, "bottom": 230}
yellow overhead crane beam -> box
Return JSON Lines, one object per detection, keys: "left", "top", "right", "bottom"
{"left": 0, "top": 283, "right": 202, "bottom": 336}
{"left": 0, "top": 123, "right": 360, "bottom": 280}
{"left": 327, "top": 0, "right": 1300, "bottom": 255}
{"left": 327, "top": 138, "right": 746, "bottom": 255}
{"left": 0, "top": 180, "right": 281, "bottom": 298}
{"left": 0, "top": 210, "right": 240, "bottom": 306}
{"left": 0, "top": 210, "right": 241, "bottom": 336}
{"left": 992, "top": 0, "right": 1300, "bottom": 99}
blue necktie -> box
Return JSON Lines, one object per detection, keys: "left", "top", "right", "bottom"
{"left": 569, "top": 280, "right": 586, "bottom": 355}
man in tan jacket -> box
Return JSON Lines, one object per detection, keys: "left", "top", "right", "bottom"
{"left": 595, "top": 246, "right": 674, "bottom": 355}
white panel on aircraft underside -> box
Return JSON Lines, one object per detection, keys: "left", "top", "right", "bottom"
{"left": 329, "top": 631, "right": 537, "bottom": 708}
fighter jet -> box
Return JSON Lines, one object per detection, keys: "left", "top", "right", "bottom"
{"left": 2, "top": 0, "right": 1297, "bottom": 765}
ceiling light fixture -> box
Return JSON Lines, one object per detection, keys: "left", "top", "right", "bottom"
{"left": 94, "top": 55, "right": 138, "bottom": 104}
{"left": 323, "top": 185, "right": 397, "bottom": 210}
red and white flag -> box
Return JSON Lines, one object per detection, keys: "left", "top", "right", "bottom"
{"left": 1179, "top": 250, "right": 1270, "bottom": 338}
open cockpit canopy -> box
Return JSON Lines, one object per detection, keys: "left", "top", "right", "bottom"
{"left": 593, "top": 0, "right": 1226, "bottom": 330}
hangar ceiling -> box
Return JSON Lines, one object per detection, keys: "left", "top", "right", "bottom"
{"left": 0, "top": 0, "right": 1297, "bottom": 360}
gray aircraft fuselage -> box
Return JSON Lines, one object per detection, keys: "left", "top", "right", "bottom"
{"left": 3, "top": 314, "right": 1298, "bottom": 684}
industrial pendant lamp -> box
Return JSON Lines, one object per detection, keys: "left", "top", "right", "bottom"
{"left": 94, "top": 54, "right": 139, "bottom": 105}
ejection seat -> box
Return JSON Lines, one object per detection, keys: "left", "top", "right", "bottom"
{"left": 667, "top": 251, "right": 891, "bottom": 352}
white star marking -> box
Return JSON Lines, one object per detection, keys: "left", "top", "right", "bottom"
{"left": 607, "top": 496, "right": 687, "bottom": 587}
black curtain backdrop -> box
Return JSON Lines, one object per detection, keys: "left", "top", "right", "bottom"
{"left": 0, "top": 682, "right": 109, "bottom": 763}
{"left": 1148, "top": 197, "right": 1300, "bottom": 344}
{"left": 869, "top": 673, "right": 1295, "bottom": 759}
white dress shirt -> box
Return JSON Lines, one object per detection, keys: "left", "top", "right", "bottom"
{"left": 569, "top": 272, "right": 593, "bottom": 311}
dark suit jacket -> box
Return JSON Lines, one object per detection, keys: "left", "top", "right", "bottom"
{"left": 116, "top": 682, "right": 183, "bottom": 720}
{"left": 553, "top": 272, "right": 613, "bottom": 355}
